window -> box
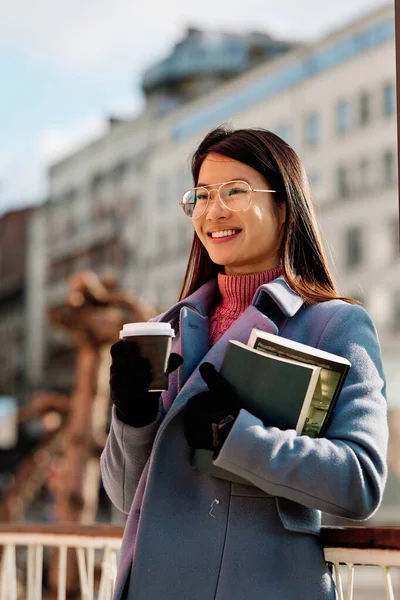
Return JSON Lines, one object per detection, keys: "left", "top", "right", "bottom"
{"left": 383, "top": 149, "right": 396, "bottom": 185}
{"left": 308, "top": 171, "right": 322, "bottom": 189}
{"left": 359, "top": 91, "right": 370, "bottom": 125}
{"left": 389, "top": 217, "right": 399, "bottom": 260}
{"left": 91, "top": 172, "right": 106, "bottom": 198}
{"left": 358, "top": 159, "right": 370, "bottom": 193}
{"left": 178, "top": 165, "right": 192, "bottom": 200}
{"left": 112, "top": 161, "right": 128, "bottom": 185}
{"left": 157, "top": 176, "right": 169, "bottom": 207}
{"left": 336, "top": 100, "right": 352, "bottom": 133}
{"left": 177, "top": 219, "right": 191, "bottom": 250}
{"left": 336, "top": 165, "right": 351, "bottom": 199}
{"left": 392, "top": 291, "right": 400, "bottom": 333}
{"left": 346, "top": 227, "right": 363, "bottom": 268}
{"left": 383, "top": 82, "right": 395, "bottom": 116}
{"left": 304, "top": 112, "right": 321, "bottom": 147}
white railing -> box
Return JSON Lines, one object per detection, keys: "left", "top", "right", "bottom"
{"left": 322, "top": 526, "right": 400, "bottom": 600}
{"left": 0, "top": 523, "right": 124, "bottom": 600}
{"left": 0, "top": 524, "right": 399, "bottom": 599}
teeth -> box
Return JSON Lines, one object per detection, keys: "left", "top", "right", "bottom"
{"left": 211, "top": 229, "right": 239, "bottom": 238}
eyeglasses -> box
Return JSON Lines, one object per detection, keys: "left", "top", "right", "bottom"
{"left": 179, "top": 180, "right": 276, "bottom": 219}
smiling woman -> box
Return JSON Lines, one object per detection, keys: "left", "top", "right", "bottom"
{"left": 101, "top": 125, "right": 388, "bottom": 600}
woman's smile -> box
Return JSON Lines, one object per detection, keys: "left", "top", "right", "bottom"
{"left": 206, "top": 227, "right": 242, "bottom": 243}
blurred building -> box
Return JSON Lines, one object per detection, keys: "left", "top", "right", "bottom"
{"left": 26, "top": 182, "right": 129, "bottom": 393}
{"left": 142, "top": 26, "right": 299, "bottom": 116}
{"left": 27, "top": 4, "right": 399, "bottom": 514}
{"left": 0, "top": 207, "right": 34, "bottom": 402}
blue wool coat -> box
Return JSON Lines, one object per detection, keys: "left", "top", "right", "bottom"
{"left": 101, "top": 276, "right": 388, "bottom": 600}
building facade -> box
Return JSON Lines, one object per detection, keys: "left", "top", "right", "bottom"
{"left": 0, "top": 207, "right": 34, "bottom": 403}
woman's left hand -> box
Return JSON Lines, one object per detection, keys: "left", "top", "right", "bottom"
{"left": 184, "top": 362, "right": 240, "bottom": 457}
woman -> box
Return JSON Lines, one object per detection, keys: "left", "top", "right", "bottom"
{"left": 101, "top": 126, "right": 388, "bottom": 599}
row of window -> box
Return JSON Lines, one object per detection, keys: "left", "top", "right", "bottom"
{"left": 336, "top": 147, "right": 397, "bottom": 199}
{"left": 293, "top": 81, "right": 395, "bottom": 148}
{"left": 46, "top": 194, "right": 138, "bottom": 244}
{"left": 345, "top": 218, "right": 398, "bottom": 269}
{"left": 335, "top": 82, "right": 395, "bottom": 135}
{"left": 48, "top": 241, "right": 125, "bottom": 284}
{"left": 50, "top": 154, "right": 145, "bottom": 210}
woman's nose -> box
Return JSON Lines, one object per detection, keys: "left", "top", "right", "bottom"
{"left": 206, "top": 190, "right": 227, "bottom": 219}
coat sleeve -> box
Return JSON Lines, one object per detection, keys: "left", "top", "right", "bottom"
{"left": 213, "top": 303, "right": 388, "bottom": 520}
{"left": 100, "top": 406, "right": 163, "bottom": 514}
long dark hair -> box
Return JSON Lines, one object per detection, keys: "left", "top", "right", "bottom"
{"left": 179, "top": 126, "right": 356, "bottom": 305}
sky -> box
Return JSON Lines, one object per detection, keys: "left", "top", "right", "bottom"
{"left": 0, "top": 0, "right": 392, "bottom": 214}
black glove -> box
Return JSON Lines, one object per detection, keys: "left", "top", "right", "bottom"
{"left": 110, "top": 339, "right": 183, "bottom": 427}
{"left": 184, "top": 362, "right": 240, "bottom": 457}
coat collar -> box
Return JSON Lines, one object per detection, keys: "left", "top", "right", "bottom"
{"left": 151, "top": 279, "right": 218, "bottom": 328}
{"left": 253, "top": 275, "right": 304, "bottom": 317}
{"left": 153, "top": 275, "right": 304, "bottom": 326}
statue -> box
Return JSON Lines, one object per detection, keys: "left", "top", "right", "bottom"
{"left": 0, "top": 270, "right": 157, "bottom": 598}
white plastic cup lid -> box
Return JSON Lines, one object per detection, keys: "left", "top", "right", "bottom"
{"left": 120, "top": 322, "right": 175, "bottom": 338}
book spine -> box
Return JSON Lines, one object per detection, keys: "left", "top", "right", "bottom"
{"left": 252, "top": 338, "right": 348, "bottom": 374}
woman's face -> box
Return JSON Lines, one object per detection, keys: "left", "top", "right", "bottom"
{"left": 193, "top": 153, "right": 286, "bottom": 275}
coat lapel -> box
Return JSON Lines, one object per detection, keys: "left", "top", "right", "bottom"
{"left": 165, "top": 305, "right": 280, "bottom": 420}
{"left": 161, "top": 307, "right": 209, "bottom": 411}
{"left": 179, "top": 307, "right": 209, "bottom": 387}
{"left": 156, "top": 280, "right": 216, "bottom": 411}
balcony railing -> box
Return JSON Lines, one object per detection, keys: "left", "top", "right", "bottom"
{"left": 321, "top": 526, "right": 400, "bottom": 600}
{"left": 0, "top": 524, "right": 399, "bottom": 599}
{"left": 0, "top": 523, "right": 124, "bottom": 600}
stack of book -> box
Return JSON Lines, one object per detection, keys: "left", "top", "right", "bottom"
{"left": 192, "top": 328, "right": 351, "bottom": 482}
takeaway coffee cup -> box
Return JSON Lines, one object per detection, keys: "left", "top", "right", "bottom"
{"left": 119, "top": 322, "right": 175, "bottom": 392}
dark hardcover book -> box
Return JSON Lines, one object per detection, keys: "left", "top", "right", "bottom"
{"left": 192, "top": 340, "right": 322, "bottom": 482}
{"left": 247, "top": 328, "right": 351, "bottom": 438}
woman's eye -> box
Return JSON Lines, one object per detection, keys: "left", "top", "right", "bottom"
{"left": 228, "top": 187, "right": 245, "bottom": 196}
{"left": 196, "top": 193, "right": 208, "bottom": 201}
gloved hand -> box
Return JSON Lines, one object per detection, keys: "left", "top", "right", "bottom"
{"left": 184, "top": 362, "right": 240, "bottom": 457}
{"left": 110, "top": 339, "right": 182, "bottom": 427}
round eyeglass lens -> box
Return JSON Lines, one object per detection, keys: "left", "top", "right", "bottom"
{"left": 182, "top": 187, "right": 209, "bottom": 218}
{"left": 219, "top": 181, "right": 251, "bottom": 211}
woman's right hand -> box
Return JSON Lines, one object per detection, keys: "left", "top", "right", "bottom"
{"left": 109, "top": 339, "right": 182, "bottom": 427}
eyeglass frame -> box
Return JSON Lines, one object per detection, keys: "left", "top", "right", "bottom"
{"left": 179, "top": 179, "right": 277, "bottom": 219}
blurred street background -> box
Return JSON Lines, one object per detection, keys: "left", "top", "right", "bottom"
{"left": 0, "top": 0, "right": 399, "bottom": 597}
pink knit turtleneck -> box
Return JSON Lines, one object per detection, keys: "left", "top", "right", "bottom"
{"left": 208, "top": 267, "right": 282, "bottom": 346}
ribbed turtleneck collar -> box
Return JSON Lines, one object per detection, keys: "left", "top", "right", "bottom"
{"left": 216, "top": 267, "right": 282, "bottom": 313}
